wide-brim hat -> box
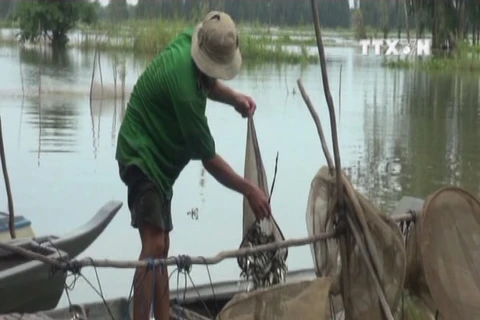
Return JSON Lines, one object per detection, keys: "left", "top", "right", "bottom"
{"left": 191, "top": 11, "right": 242, "bottom": 81}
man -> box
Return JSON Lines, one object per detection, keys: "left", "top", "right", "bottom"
{"left": 115, "top": 11, "right": 272, "bottom": 320}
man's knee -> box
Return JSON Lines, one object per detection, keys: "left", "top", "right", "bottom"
{"left": 139, "top": 224, "right": 170, "bottom": 257}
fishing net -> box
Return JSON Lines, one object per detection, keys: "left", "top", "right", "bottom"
{"left": 306, "top": 166, "right": 342, "bottom": 293}
{"left": 237, "top": 118, "right": 287, "bottom": 291}
{"left": 395, "top": 196, "right": 438, "bottom": 318}
{"left": 408, "top": 186, "right": 480, "bottom": 320}
{"left": 306, "top": 166, "right": 406, "bottom": 319}
{"left": 216, "top": 277, "right": 331, "bottom": 320}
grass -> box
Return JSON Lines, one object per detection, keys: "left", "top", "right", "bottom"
{"left": 0, "top": 18, "right": 327, "bottom": 65}
{"left": 74, "top": 19, "right": 326, "bottom": 64}
{"left": 382, "top": 41, "right": 480, "bottom": 72}
{"left": 383, "top": 56, "right": 480, "bottom": 72}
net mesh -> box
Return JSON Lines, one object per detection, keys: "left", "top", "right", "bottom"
{"left": 216, "top": 277, "right": 331, "bottom": 320}
{"left": 418, "top": 187, "right": 480, "bottom": 320}
{"left": 228, "top": 118, "right": 480, "bottom": 319}
{"left": 396, "top": 197, "right": 438, "bottom": 317}
{"left": 306, "top": 166, "right": 406, "bottom": 319}
{"left": 306, "top": 166, "right": 341, "bottom": 293}
{"left": 237, "top": 118, "right": 287, "bottom": 290}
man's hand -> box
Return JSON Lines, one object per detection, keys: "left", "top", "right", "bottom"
{"left": 245, "top": 185, "right": 271, "bottom": 221}
{"left": 233, "top": 93, "right": 256, "bottom": 118}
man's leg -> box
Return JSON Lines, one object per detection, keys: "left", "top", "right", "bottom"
{"left": 129, "top": 181, "right": 172, "bottom": 320}
{"left": 134, "top": 224, "right": 170, "bottom": 320}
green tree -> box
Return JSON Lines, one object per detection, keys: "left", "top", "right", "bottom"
{"left": 14, "top": 0, "right": 98, "bottom": 47}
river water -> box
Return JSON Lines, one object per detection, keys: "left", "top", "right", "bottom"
{"left": 0, "top": 41, "right": 479, "bottom": 306}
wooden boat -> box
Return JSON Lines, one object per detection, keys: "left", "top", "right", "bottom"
{"left": 391, "top": 196, "right": 424, "bottom": 216}
{"left": 0, "top": 239, "right": 68, "bottom": 315}
{"left": 0, "top": 212, "right": 34, "bottom": 242}
{"left": 0, "top": 201, "right": 123, "bottom": 314}
{"left": 0, "top": 196, "right": 424, "bottom": 319}
{"left": 0, "top": 267, "right": 318, "bottom": 320}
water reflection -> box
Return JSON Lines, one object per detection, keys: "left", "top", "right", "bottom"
{"left": 352, "top": 68, "right": 480, "bottom": 213}
{"left": 24, "top": 95, "right": 80, "bottom": 156}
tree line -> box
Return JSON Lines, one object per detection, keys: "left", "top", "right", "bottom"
{"left": 2, "top": 0, "right": 480, "bottom": 50}
{"left": 107, "top": 0, "right": 352, "bottom": 29}
{"left": 357, "top": 0, "right": 480, "bottom": 48}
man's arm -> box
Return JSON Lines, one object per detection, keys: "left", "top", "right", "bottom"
{"left": 202, "top": 154, "right": 253, "bottom": 196}
{"left": 208, "top": 80, "right": 239, "bottom": 106}
{"left": 202, "top": 154, "right": 272, "bottom": 218}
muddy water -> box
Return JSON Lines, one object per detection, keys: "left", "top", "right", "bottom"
{"left": 0, "top": 43, "right": 479, "bottom": 306}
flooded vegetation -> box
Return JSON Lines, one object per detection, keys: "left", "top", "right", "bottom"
{"left": 0, "top": 0, "right": 479, "bottom": 309}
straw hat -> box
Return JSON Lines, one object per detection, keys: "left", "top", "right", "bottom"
{"left": 191, "top": 11, "right": 242, "bottom": 81}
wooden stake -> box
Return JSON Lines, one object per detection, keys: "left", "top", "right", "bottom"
{"left": 0, "top": 116, "right": 16, "bottom": 239}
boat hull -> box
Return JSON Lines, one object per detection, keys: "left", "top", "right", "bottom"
{"left": 0, "top": 240, "right": 68, "bottom": 314}
{"left": 0, "top": 201, "right": 123, "bottom": 314}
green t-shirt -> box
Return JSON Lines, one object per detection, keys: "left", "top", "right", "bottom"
{"left": 115, "top": 28, "right": 216, "bottom": 200}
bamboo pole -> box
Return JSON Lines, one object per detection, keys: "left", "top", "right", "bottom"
{"left": 306, "top": 1, "right": 395, "bottom": 319}
{"left": 0, "top": 116, "right": 16, "bottom": 239}
{"left": 308, "top": 0, "right": 351, "bottom": 317}
{"left": 0, "top": 213, "right": 414, "bottom": 271}
{"left": 0, "top": 231, "right": 336, "bottom": 270}
{"left": 296, "top": 80, "right": 334, "bottom": 169}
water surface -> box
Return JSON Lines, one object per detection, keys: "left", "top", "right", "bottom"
{"left": 0, "top": 43, "right": 479, "bottom": 306}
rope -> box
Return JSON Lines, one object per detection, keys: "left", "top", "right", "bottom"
{"left": 47, "top": 241, "right": 116, "bottom": 320}
{"left": 146, "top": 257, "right": 156, "bottom": 320}
{"left": 9, "top": 240, "right": 228, "bottom": 320}
{"left": 181, "top": 257, "right": 220, "bottom": 319}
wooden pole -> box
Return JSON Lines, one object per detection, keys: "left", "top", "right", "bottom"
{"left": 308, "top": 0, "right": 352, "bottom": 317}
{"left": 0, "top": 116, "right": 16, "bottom": 239}
{"left": 306, "top": 1, "right": 395, "bottom": 319}
{"left": 0, "top": 213, "right": 413, "bottom": 271}
{"left": 0, "top": 231, "right": 336, "bottom": 269}
{"left": 296, "top": 79, "right": 334, "bottom": 170}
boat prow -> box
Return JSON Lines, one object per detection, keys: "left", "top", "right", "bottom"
{"left": 0, "top": 201, "right": 123, "bottom": 314}
{"left": 45, "top": 200, "right": 123, "bottom": 259}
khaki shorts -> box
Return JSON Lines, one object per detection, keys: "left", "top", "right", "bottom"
{"left": 118, "top": 163, "right": 173, "bottom": 232}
